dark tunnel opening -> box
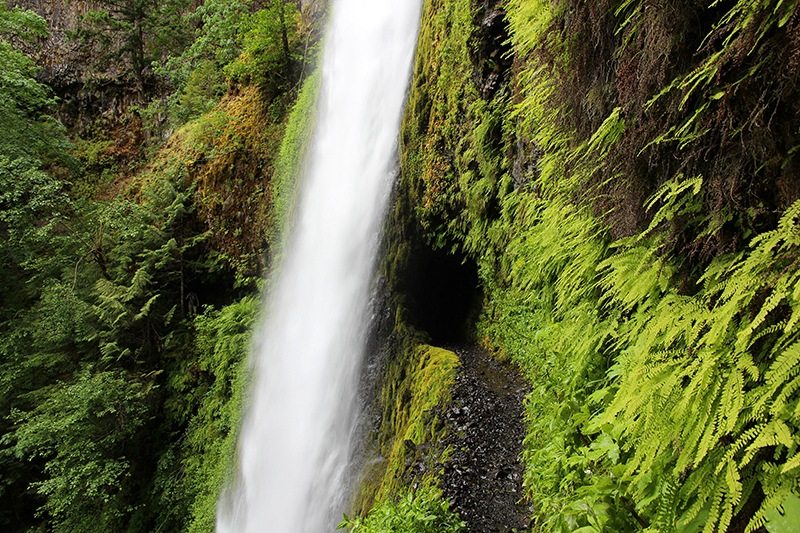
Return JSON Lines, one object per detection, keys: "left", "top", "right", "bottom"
{"left": 407, "top": 246, "right": 482, "bottom": 345}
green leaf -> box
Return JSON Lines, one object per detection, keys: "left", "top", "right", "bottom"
{"left": 765, "top": 494, "right": 800, "bottom": 533}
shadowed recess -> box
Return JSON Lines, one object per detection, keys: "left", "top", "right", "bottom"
{"left": 408, "top": 247, "right": 481, "bottom": 344}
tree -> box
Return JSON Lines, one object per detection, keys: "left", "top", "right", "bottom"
{"left": 0, "top": 3, "right": 78, "bottom": 341}
{"left": 0, "top": 7, "right": 85, "bottom": 530}
{"left": 158, "top": 0, "right": 304, "bottom": 125}
{"left": 0, "top": 4, "right": 73, "bottom": 167}
{"left": 9, "top": 368, "right": 150, "bottom": 533}
{"left": 224, "top": 0, "right": 301, "bottom": 91}
{"left": 72, "top": 0, "right": 192, "bottom": 105}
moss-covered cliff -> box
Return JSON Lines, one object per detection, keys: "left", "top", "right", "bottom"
{"left": 367, "top": 0, "right": 800, "bottom": 532}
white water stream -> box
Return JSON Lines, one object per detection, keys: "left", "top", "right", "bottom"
{"left": 216, "top": 1, "right": 422, "bottom": 531}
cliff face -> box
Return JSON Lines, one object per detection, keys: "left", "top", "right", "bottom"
{"left": 14, "top": 0, "right": 94, "bottom": 74}
{"left": 13, "top": 0, "right": 166, "bottom": 141}
{"left": 379, "top": 1, "right": 800, "bottom": 532}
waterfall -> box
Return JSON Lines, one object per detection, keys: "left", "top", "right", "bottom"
{"left": 216, "top": 1, "right": 422, "bottom": 532}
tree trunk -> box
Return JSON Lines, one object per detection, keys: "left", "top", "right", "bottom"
{"left": 132, "top": 16, "right": 151, "bottom": 148}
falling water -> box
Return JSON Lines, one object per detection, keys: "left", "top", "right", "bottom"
{"left": 216, "top": 1, "right": 422, "bottom": 532}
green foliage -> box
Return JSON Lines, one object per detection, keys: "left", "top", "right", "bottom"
{"left": 471, "top": 142, "right": 800, "bottom": 533}
{"left": 0, "top": 4, "right": 73, "bottom": 168}
{"left": 765, "top": 493, "right": 800, "bottom": 533}
{"left": 0, "top": 157, "right": 74, "bottom": 282}
{"left": 338, "top": 484, "right": 464, "bottom": 533}
{"left": 73, "top": 0, "right": 192, "bottom": 97}
{"left": 0, "top": 3, "right": 46, "bottom": 38}
{"left": 179, "top": 296, "right": 258, "bottom": 533}
{"left": 158, "top": 0, "right": 250, "bottom": 92}
{"left": 70, "top": 136, "right": 119, "bottom": 200}
{"left": 475, "top": 197, "right": 627, "bottom": 533}
{"left": 88, "top": 174, "right": 207, "bottom": 364}
{"left": 271, "top": 69, "right": 320, "bottom": 248}
{"left": 160, "top": 0, "right": 306, "bottom": 123}
{"left": 174, "top": 60, "right": 228, "bottom": 123}
{"left": 598, "top": 199, "right": 800, "bottom": 533}
{"left": 156, "top": 0, "right": 251, "bottom": 126}
{"left": 224, "top": 1, "right": 300, "bottom": 90}
{"left": 464, "top": 4, "right": 800, "bottom": 531}
{"left": 8, "top": 367, "right": 151, "bottom": 533}
{"left": 1, "top": 138, "right": 219, "bottom": 531}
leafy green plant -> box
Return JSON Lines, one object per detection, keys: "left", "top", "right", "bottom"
{"left": 338, "top": 485, "right": 465, "bottom": 533}
{"left": 0, "top": 4, "right": 74, "bottom": 168}
{"left": 8, "top": 367, "right": 151, "bottom": 533}
{"left": 174, "top": 60, "right": 228, "bottom": 123}
{"left": 180, "top": 296, "right": 258, "bottom": 533}
{"left": 157, "top": 0, "right": 250, "bottom": 91}
{"left": 224, "top": 1, "right": 301, "bottom": 90}
{"left": 599, "top": 199, "right": 800, "bottom": 533}
{"left": 765, "top": 493, "right": 800, "bottom": 533}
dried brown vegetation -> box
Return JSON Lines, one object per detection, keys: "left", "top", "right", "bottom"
{"left": 186, "top": 85, "right": 289, "bottom": 275}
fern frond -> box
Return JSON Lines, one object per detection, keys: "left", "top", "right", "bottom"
{"left": 744, "top": 508, "right": 768, "bottom": 533}
{"left": 718, "top": 461, "right": 742, "bottom": 531}
{"left": 703, "top": 487, "right": 724, "bottom": 533}
{"left": 738, "top": 419, "right": 787, "bottom": 467}
{"left": 765, "top": 340, "right": 800, "bottom": 388}
{"left": 642, "top": 175, "right": 703, "bottom": 238}
{"left": 654, "top": 479, "right": 679, "bottom": 532}
{"left": 133, "top": 294, "right": 159, "bottom": 321}
{"left": 719, "top": 369, "right": 746, "bottom": 434}
{"left": 694, "top": 384, "right": 724, "bottom": 469}
{"left": 721, "top": 423, "right": 765, "bottom": 466}
{"left": 736, "top": 284, "right": 792, "bottom": 352}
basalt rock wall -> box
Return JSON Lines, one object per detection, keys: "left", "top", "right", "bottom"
{"left": 13, "top": 0, "right": 172, "bottom": 140}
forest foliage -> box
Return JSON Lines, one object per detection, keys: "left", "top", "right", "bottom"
{"left": 0, "top": 1, "right": 318, "bottom": 532}
{"left": 4, "top": 0, "right": 800, "bottom": 532}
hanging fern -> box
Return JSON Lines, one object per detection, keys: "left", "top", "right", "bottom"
{"left": 600, "top": 199, "right": 800, "bottom": 532}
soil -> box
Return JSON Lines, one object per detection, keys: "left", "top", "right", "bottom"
{"left": 437, "top": 345, "right": 532, "bottom": 532}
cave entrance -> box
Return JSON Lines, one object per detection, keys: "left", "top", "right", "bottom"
{"left": 408, "top": 246, "right": 482, "bottom": 345}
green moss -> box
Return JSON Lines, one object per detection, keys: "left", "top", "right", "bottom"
{"left": 271, "top": 69, "right": 320, "bottom": 249}
{"left": 399, "top": 0, "right": 479, "bottom": 250}
{"left": 353, "top": 333, "right": 460, "bottom": 516}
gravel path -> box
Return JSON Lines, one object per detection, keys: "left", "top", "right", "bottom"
{"left": 437, "top": 345, "right": 531, "bottom": 532}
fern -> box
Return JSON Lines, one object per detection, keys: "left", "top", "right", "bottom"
{"left": 599, "top": 200, "right": 800, "bottom": 532}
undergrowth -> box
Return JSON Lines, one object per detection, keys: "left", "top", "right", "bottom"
{"left": 477, "top": 192, "right": 800, "bottom": 532}
{"left": 178, "top": 295, "right": 258, "bottom": 533}
{"left": 338, "top": 484, "right": 464, "bottom": 533}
